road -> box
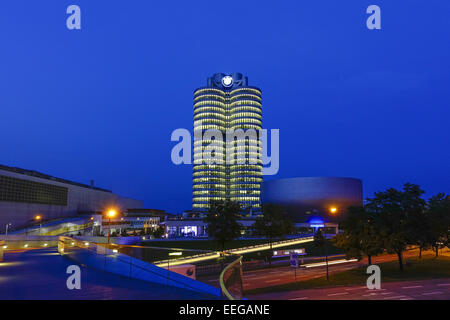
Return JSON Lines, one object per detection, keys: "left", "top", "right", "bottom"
{"left": 202, "top": 249, "right": 435, "bottom": 291}
{"left": 0, "top": 248, "right": 218, "bottom": 300}
{"left": 248, "top": 278, "right": 450, "bottom": 300}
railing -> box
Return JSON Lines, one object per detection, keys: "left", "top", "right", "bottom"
{"left": 152, "top": 235, "right": 315, "bottom": 267}
{"left": 0, "top": 240, "right": 4, "bottom": 261}
{"left": 9, "top": 217, "right": 93, "bottom": 236}
{"left": 220, "top": 255, "right": 244, "bottom": 300}
{"left": 57, "top": 236, "right": 221, "bottom": 297}
{"left": 226, "top": 236, "right": 314, "bottom": 255}
{"left": 41, "top": 222, "right": 93, "bottom": 236}
{"left": 0, "top": 235, "right": 59, "bottom": 249}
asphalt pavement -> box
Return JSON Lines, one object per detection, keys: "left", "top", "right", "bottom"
{"left": 248, "top": 278, "right": 450, "bottom": 300}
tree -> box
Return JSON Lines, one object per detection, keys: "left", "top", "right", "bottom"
{"left": 203, "top": 200, "right": 242, "bottom": 251}
{"left": 313, "top": 228, "right": 329, "bottom": 281}
{"left": 407, "top": 203, "right": 433, "bottom": 259}
{"left": 365, "top": 183, "right": 425, "bottom": 271}
{"left": 332, "top": 206, "right": 384, "bottom": 266}
{"left": 428, "top": 193, "right": 450, "bottom": 256}
{"left": 152, "top": 226, "right": 165, "bottom": 239}
{"left": 253, "top": 203, "right": 294, "bottom": 265}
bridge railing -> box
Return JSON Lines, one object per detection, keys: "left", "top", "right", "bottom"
{"left": 0, "top": 235, "right": 59, "bottom": 250}
{"left": 57, "top": 236, "right": 222, "bottom": 297}
{"left": 0, "top": 240, "right": 4, "bottom": 261}
{"left": 219, "top": 255, "right": 244, "bottom": 300}
{"left": 151, "top": 235, "right": 315, "bottom": 267}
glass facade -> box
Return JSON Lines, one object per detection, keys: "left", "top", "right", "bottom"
{"left": 0, "top": 174, "right": 68, "bottom": 206}
{"left": 193, "top": 73, "right": 262, "bottom": 212}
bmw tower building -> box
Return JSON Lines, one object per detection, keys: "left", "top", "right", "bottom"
{"left": 193, "top": 73, "right": 262, "bottom": 213}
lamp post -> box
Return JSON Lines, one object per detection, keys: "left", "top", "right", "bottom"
{"left": 35, "top": 215, "right": 42, "bottom": 235}
{"left": 5, "top": 223, "right": 12, "bottom": 237}
{"left": 90, "top": 216, "right": 95, "bottom": 236}
{"left": 107, "top": 209, "right": 117, "bottom": 245}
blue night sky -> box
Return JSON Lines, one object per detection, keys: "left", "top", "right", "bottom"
{"left": 0, "top": 1, "right": 449, "bottom": 213}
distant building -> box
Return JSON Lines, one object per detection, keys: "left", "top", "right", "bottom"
{"left": 0, "top": 164, "right": 143, "bottom": 230}
{"left": 263, "top": 177, "right": 363, "bottom": 223}
{"left": 193, "top": 73, "right": 263, "bottom": 213}
{"left": 102, "top": 208, "right": 169, "bottom": 234}
{"left": 162, "top": 217, "right": 255, "bottom": 238}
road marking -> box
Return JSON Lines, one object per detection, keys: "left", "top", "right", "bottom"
{"left": 402, "top": 285, "right": 423, "bottom": 289}
{"left": 437, "top": 283, "right": 450, "bottom": 287}
{"left": 365, "top": 289, "right": 386, "bottom": 292}
{"left": 362, "top": 293, "right": 379, "bottom": 297}
{"left": 265, "top": 279, "right": 282, "bottom": 283}
{"left": 346, "top": 286, "right": 367, "bottom": 291}
{"left": 381, "top": 292, "right": 392, "bottom": 295}
{"left": 289, "top": 297, "right": 309, "bottom": 300}
{"left": 422, "top": 291, "right": 443, "bottom": 296}
{"left": 244, "top": 276, "right": 269, "bottom": 280}
{"left": 327, "top": 292, "right": 349, "bottom": 296}
{"left": 384, "top": 295, "right": 407, "bottom": 300}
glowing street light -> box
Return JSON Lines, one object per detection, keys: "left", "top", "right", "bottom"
{"left": 35, "top": 215, "right": 42, "bottom": 234}
{"left": 330, "top": 207, "right": 337, "bottom": 214}
{"left": 107, "top": 210, "right": 116, "bottom": 218}
{"left": 106, "top": 209, "right": 117, "bottom": 245}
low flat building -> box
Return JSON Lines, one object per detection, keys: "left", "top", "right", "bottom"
{"left": 162, "top": 217, "right": 259, "bottom": 238}
{"left": 0, "top": 164, "right": 143, "bottom": 230}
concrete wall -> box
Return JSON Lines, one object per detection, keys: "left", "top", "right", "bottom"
{"left": 0, "top": 168, "right": 143, "bottom": 230}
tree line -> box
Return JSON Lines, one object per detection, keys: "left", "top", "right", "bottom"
{"left": 203, "top": 201, "right": 293, "bottom": 251}
{"left": 333, "top": 183, "right": 450, "bottom": 271}
{"left": 203, "top": 183, "right": 449, "bottom": 272}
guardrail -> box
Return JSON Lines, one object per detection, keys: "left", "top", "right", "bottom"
{"left": 220, "top": 255, "right": 244, "bottom": 300}
{"left": 0, "top": 240, "right": 4, "bottom": 261}
{"left": 153, "top": 235, "right": 315, "bottom": 267}
{"left": 226, "top": 236, "right": 314, "bottom": 255}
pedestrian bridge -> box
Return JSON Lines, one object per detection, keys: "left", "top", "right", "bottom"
{"left": 0, "top": 247, "right": 219, "bottom": 300}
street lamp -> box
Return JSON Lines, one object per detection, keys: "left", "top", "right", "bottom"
{"left": 35, "top": 215, "right": 42, "bottom": 234}
{"left": 90, "top": 216, "right": 95, "bottom": 236}
{"left": 5, "top": 223, "right": 12, "bottom": 237}
{"left": 107, "top": 209, "right": 117, "bottom": 245}
{"left": 330, "top": 207, "right": 337, "bottom": 214}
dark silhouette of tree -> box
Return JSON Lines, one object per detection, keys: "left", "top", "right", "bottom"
{"left": 428, "top": 193, "right": 450, "bottom": 256}
{"left": 366, "top": 183, "right": 425, "bottom": 271}
{"left": 314, "top": 228, "right": 329, "bottom": 281}
{"left": 253, "top": 203, "right": 294, "bottom": 265}
{"left": 203, "top": 200, "right": 242, "bottom": 251}
{"left": 152, "top": 226, "right": 165, "bottom": 239}
{"left": 407, "top": 202, "right": 434, "bottom": 259}
{"left": 332, "top": 206, "right": 384, "bottom": 266}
